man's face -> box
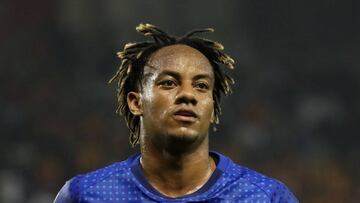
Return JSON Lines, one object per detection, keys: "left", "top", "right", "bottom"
{"left": 138, "top": 44, "right": 215, "bottom": 144}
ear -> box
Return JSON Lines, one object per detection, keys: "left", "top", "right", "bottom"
{"left": 127, "top": 91, "right": 143, "bottom": 116}
{"left": 210, "top": 108, "right": 219, "bottom": 124}
{"left": 210, "top": 109, "right": 215, "bottom": 123}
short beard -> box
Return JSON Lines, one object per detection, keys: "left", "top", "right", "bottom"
{"left": 159, "top": 131, "right": 208, "bottom": 156}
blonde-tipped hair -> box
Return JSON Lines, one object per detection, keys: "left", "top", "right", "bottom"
{"left": 109, "top": 23, "right": 235, "bottom": 147}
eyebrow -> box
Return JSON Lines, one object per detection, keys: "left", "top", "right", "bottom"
{"left": 158, "top": 70, "right": 181, "bottom": 80}
{"left": 144, "top": 63, "right": 214, "bottom": 81}
{"left": 193, "top": 73, "right": 213, "bottom": 81}
{"left": 158, "top": 70, "right": 213, "bottom": 82}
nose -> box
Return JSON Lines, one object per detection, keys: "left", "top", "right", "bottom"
{"left": 175, "top": 83, "right": 197, "bottom": 105}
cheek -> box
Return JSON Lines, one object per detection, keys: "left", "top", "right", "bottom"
{"left": 199, "top": 97, "right": 214, "bottom": 119}
{"left": 155, "top": 95, "right": 171, "bottom": 120}
{"left": 143, "top": 90, "right": 173, "bottom": 119}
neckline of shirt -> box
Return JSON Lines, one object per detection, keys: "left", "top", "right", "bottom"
{"left": 129, "top": 151, "right": 230, "bottom": 200}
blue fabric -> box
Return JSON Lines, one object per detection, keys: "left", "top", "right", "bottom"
{"left": 54, "top": 152, "right": 298, "bottom": 203}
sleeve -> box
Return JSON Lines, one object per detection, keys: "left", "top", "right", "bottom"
{"left": 270, "top": 181, "right": 298, "bottom": 203}
{"left": 53, "top": 179, "right": 75, "bottom": 203}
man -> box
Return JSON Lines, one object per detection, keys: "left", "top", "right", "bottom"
{"left": 54, "top": 23, "right": 298, "bottom": 202}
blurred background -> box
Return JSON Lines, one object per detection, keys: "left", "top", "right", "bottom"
{"left": 1, "top": 0, "right": 359, "bottom": 202}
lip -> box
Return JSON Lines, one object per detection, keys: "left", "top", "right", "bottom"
{"left": 173, "top": 109, "right": 198, "bottom": 122}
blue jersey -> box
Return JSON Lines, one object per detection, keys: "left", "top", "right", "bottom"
{"left": 54, "top": 152, "right": 298, "bottom": 203}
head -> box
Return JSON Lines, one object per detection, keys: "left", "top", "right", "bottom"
{"left": 109, "top": 23, "right": 235, "bottom": 147}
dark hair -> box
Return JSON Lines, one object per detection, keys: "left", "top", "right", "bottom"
{"left": 109, "top": 23, "right": 235, "bottom": 147}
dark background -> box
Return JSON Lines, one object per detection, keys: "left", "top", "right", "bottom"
{"left": 1, "top": 0, "right": 359, "bottom": 202}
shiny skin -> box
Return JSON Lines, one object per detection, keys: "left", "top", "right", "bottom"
{"left": 129, "top": 44, "right": 215, "bottom": 148}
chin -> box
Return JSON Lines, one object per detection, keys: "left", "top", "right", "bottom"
{"left": 164, "top": 127, "right": 206, "bottom": 148}
{"left": 170, "top": 126, "right": 199, "bottom": 137}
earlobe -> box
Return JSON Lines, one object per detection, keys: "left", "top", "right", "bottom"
{"left": 210, "top": 109, "right": 219, "bottom": 124}
{"left": 210, "top": 110, "right": 215, "bottom": 123}
{"left": 127, "top": 92, "right": 143, "bottom": 116}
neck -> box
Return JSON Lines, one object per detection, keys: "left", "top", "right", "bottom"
{"left": 140, "top": 134, "right": 215, "bottom": 198}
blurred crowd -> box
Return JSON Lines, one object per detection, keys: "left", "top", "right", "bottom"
{"left": 1, "top": 0, "right": 359, "bottom": 202}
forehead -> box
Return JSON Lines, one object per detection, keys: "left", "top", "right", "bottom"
{"left": 145, "top": 44, "right": 213, "bottom": 76}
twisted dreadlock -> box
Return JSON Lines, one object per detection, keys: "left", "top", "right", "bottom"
{"left": 109, "top": 23, "right": 235, "bottom": 147}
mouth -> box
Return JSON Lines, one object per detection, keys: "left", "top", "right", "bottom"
{"left": 173, "top": 109, "right": 198, "bottom": 122}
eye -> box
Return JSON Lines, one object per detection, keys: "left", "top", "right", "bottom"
{"left": 194, "top": 82, "right": 210, "bottom": 90}
{"left": 158, "top": 80, "right": 177, "bottom": 88}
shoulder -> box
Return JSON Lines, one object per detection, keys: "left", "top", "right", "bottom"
{"left": 54, "top": 179, "right": 73, "bottom": 203}
{"left": 54, "top": 155, "right": 138, "bottom": 203}
{"left": 225, "top": 159, "right": 298, "bottom": 202}
{"left": 212, "top": 152, "right": 298, "bottom": 202}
